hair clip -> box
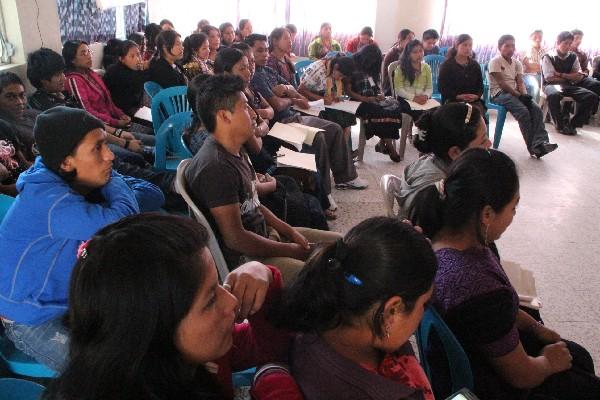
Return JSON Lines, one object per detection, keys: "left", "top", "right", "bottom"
{"left": 464, "top": 102, "right": 473, "bottom": 124}
{"left": 77, "top": 240, "right": 90, "bottom": 260}
{"left": 344, "top": 272, "right": 363, "bottom": 286}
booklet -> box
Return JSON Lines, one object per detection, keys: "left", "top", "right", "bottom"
{"left": 292, "top": 99, "right": 325, "bottom": 117}
{"left": 134, "top": 106, "right": 152, "bottom": 122}
{"left": 276, "top": 147, "right": 317, "bottom": 172}
{"left": 268, "top": 122, "right": 323, "bottom": 151}
{"left": 406, "top": 98, "right": 440, "bottom": 110}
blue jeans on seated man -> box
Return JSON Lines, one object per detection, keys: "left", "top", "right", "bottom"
{"left": 492, "top": 91, "right": 551, "bottom": 153}
{"left": 2, "top": 317, "right": 69, "bottom": 372}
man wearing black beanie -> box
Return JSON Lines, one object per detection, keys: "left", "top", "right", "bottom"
{"left": 0, "top": 106, "right": 164, "bottom": 371}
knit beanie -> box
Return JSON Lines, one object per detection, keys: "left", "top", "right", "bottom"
{"left": 34, "top": 106, "right": 104, "bottom": 173}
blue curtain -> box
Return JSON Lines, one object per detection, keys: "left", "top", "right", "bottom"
{"left": 56, "top": 0, "right": 116, "bottom": 43}
{"left": 124, "top": 2, "right": 147, "bottom": 36}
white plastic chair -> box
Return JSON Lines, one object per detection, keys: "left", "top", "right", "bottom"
{"left": 175, "top": 159, "right": 230, "bottom": 282}
{"left": 388, "top": 60, "right": 414, "bottom": 160}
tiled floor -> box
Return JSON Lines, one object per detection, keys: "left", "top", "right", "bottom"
{"left": 329, "top": 114, "right": 600, "bottom": 366}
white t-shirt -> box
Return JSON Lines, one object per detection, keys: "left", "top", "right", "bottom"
{"left": 488, "top": 55, "right": 523, "bottom": 97}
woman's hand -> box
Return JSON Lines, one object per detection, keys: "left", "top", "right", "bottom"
{"left": 413, "top": 94, "right": 428, "bottom": 105}
{"left": 223, "top": 261, "right": 273, "bottom": 321}
{"left": 120, "top": 131, "right": 135, "bottom": 140}
{"left": 541, "top": 341, "right": 572, "bottom": 374}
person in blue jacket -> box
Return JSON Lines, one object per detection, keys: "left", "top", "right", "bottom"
{"left": 0, "top": 106, "right": 164, "bottom": 372}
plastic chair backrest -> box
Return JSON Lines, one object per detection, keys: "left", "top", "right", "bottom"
{"left": 439, "top": 46, "right": 449, "bottom": 57}
{"left": 416, "top": 307, "right": 474, "bottom": 393}
{"left": 0, "top": 193, "right": 15, "bottom": 224}
{"left": 154, "top": 111, "right": 193, "bottom": 171}
{"left": 424, "top": 54, "right": 446, "bottom": 97}
{"left": 0, "top": 378, "right": 45, "bottom": 400}
{"left": 151, "top": 85, "right": 191, "bottom": 133}
{"left": 295, "top": 59, "right": 313, "bottom": 81}
{"left": 144, "top": 81, "right": 162, "bottom": 99}
{"left": 175, "top": 159, "right": 230, "bottom": 282}
{"left": 388, "top": 60, "right": 401, "bottom": 97}
{"left": 0, "top": 335, "right": 56, "bottom": 378}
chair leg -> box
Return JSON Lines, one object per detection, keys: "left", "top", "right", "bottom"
{"left": 398, "top": 113, "right": 413, "bottom": 160}
{"left": 358, "top": 119, "right": 366, "bottom": 162}
{"left": 493, "top": 109, "right": 507, "bottom": 149}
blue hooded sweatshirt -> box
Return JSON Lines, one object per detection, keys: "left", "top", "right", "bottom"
{"left": 0, "top": 158, "right": 163, "bottom": 325}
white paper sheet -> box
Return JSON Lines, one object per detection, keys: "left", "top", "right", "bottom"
{"left": 324, "top": 99, "right": 362, "bottom": 115}
{"left": 267, "top": 122, "right": 324, "bottom": 150}
{"left": 502, "top": 260, "right": 541, "bottom": 310}
{"left": 405, "top": 98, "right": 440, "bottom": 111}
{"left": 292, "top": 99, "right": 325, "bottom": 117}
{"left": 134, "top": 106, "right": 152, "bottom": 122}
{"left": 276, "top": 147, "right": 317, "bottom": 172}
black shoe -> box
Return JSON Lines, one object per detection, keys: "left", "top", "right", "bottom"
{"left": 532, "top": 142, "right": 558, "bottom": 159}
{"left": 557, "top": 126, "right": 577, "bottom": 135}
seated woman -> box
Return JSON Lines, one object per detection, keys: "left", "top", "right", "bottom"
{"left": 181, "top": 33, "right": 214, "bottom": 80}
{"left": 148, "top": 30, "right": 187, "bottom": 89}
{"left": 393, "top": 39, "right": 434, "bottom": 120}
{"left": 398, "top": 103, "right": 490, "bottom": 219}
{"left": 62, "top": 40, "right": 155, "bottom": 153}
{"left": 298, "top": 55, "right": 356, "bottom": 143}
{"left": 381, "top": 29, "right": 415, "bottom": 96}
{"left": 103, "top": 40, "right": 150, "bottom": 118}
{"left": 308, "top": 23, "right": 342, "bottom": 60}
{"left": 236, "top": 18, "right": 253, "bottom": 42}
{"left": 220, "top": 22, "right": 236, "bottom": 47}
{"left": 411, "top": 148, "right": 600, "bottom": 399}
{"left": 44, "top": 214, "right": 291, "bottom": 400}
{"left": 267, "top": 27, "right": 297, "bottom": 88}
{"left": 347, "top": 44, "right": 403, "bottom": 162}
{"left": 201, "top": 25, "right": 221, "bottom": 63}
{"left": 143, "top": 23, "right": 161, "bottom": 61}
{"left": 438, "top": 34, "right": 486, "bottom": 118}
{"left": 127, "top": 32, "right": 145, "bottom": 55}
{"left": 274, "top": 216, "right": 437, "bottom": 400}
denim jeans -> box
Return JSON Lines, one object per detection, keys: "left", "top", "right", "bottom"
{"left": 2, "top": 317, "right": 69, "bottom": 372}
{"left": 492, "top": 91, "right": 550, "bottom": 151}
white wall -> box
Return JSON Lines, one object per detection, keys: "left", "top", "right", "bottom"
{"left": 0, "top": 0, "right": 62, "bottom": 91}
{"left": 374, "top": 0, "right": 444, "bottom": 51}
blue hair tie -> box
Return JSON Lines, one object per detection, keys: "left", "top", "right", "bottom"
{"left": 344, "top": 272, "right": 363, "bottom": 286}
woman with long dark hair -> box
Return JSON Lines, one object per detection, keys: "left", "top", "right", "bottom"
{"left": 347, "top": 44, "right": 403, "bottom": 162}
{"left": 201, "top": 25, "right": 221, "bottom": 62}
{"left": 438, "top": 34, "right": 486, "bottom": 117}
{"left": 382, "top": 28, "right": 415, "bottom": 95}
{"left": 411, "top": 148, "right": 600, "bottom": 399}
{"left": 181, "top": 33, "right": 213, "bottom": 80}
{"left": 103, "top": 40, "right": 150, "bottom": 118}
{"left": 143, "top": 23, "right": 161, "bottom": 61}
{"left": 275, "top": 217, "right": 437, "bottom": 399}
{"left": 393, "top": 39, "right": 434, "bottom": 119}
{"left": 148, "top": 30, "right": 187, "bottom": 88}
{"left": 45, "top": 213, "right": 290, "bottom": 400}
{"left": 307, "top": 22, "right": 342, "bottom": 60}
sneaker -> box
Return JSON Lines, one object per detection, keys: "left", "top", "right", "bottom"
{"left": 335, "top": 177, "right": 368, "bottom": 190}
{"left": 327, "top": 194, "right": 338, "bottom": 211}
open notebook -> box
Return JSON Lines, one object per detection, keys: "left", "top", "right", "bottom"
{"left": 276, "top": 147, "right": 317, "bottom": 172}
{"left": 268, "top": 122, "right": 323, "bottom": 151}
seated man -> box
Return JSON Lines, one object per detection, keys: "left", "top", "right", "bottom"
{"left": 345, "top": 26, "right": 377, "bottom": 54}
{"left": 0, "top": 72, "right": 40, "bottom": 160}
{"left": 570, "top": 29, "right": 590, "bottom": 75}
{"left": 488, "top": 35, "right": 558, "bottom": 158}
{"left": 184, "top": 75, "right": 340, "bottom": 283}
{"left": 542, "top": 31, "right": 600, "bottom": 135}
{"left": 422, "top": 28, "right": 440, "bottom": 56}
{"left": 0, "top": 107, "right": 163, "bottom": 371}
{"left": 247, "top": 34, "right": 367, "bottom": 200}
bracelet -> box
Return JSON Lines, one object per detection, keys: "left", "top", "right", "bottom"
{"left": 124, "top": 139, "right": 130, "bottom": 149}
{"left": 115, "top": 128, "right": 123, "bottom": 138}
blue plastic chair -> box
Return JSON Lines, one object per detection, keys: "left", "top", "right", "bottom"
{"left": 0, "top": 378, "right": 46, "bottom": 400}
{"left": 481, "top": 63, "right": 508, "bottom": 149}
{"left": 439, "top": 46, "right": 449, "bottom": 57}
{"left": 0, "top": 193, "right": 15, "bottom": 223}
{"left": 416, "top": 307, "right": 473, "bottom": 394}
{"left": 232, "top": 367, "right": 256, "bottom": 388}
{"left": 150, "top": 85, "right": 191, "bottom": 134}
{"left": 424, "top": 54, "right": 445, "bottom": 102}
{"left": 295, "top": 59, "right": 313, "bottom": 82}
{"left": 0, "top": 335, "right": 56, "bottom": 378}
{"left": 154, "top": 111, "right": 193, "bottom": 171}
{"left": 144, "top": 81, "right": 162, "bottom": 99}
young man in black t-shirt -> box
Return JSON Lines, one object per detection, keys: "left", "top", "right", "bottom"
{"left": 185, "top": 75, "right": 340, "bottom": 283}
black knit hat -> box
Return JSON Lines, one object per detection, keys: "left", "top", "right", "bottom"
{"left": 34, "top": 106, "right": 104, "bottom": 173}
